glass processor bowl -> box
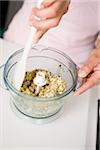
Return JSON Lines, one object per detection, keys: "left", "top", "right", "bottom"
{"left": 1, "top": 46, "right": 78, "bottom": 123}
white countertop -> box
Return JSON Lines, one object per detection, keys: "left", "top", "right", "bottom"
{"left": 0, "top": 39, "right": 99, "bottom": 150}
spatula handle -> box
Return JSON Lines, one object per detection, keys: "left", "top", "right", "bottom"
{"left": 31, "top": 0, "right": 44, "bottom": 37}
{"left": 23, "top": 0, "right": 44, "bottom": 57}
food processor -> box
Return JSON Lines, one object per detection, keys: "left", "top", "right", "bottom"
{"left": 0, "top": 45, "right": 80, "bottom": 124}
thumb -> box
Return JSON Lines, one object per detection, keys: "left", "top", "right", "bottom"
{"left": 33, "top": 29, "right": 47, "bottom": 44}
{"left": 78, "top": 51, "right": 98, "bottom": 78}
{"left": 42, "top": 0, "right": 56, "bottom": 7}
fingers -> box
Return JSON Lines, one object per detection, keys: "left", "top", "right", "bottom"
{"left": 94, "top": 63, "right": 100, "bottom": 71}
{"left": 30, "top": 6, "right": 58, "bottom": 20}
{"left": 76, "top": 49, "right": 99, "bottom": 95}
{"left": 74, "top": 71, "right": 100, "bottom": 95}
{"left": 78, "top": 64, "right": 94, "bottom": 78}
{"left": 95, "top": 38, "right": 100, "bottom": 49}
{"left": 42, "top": 0, "right": 57, "bottom": 7}
{"left": 29, "top": 0, "right": 69, "bottom": 31}
{"left": 42, "top": 0, "right": 68, "bottom": 8}
{"left": 32, "top": 29, "right": 48, "bottom": 43}
{"left": 30, "top": 16, "right": 60, "bottom": 30}
{"left": 30, "top": 0, "right": 67, "bottom": 20}
{"left": 41, "top": 0, "right": 68, "bottom": 16}
{"left": 75, "top": 49, "right": 100, "bottom": 96}
{"left": 78, "top": 50, "right": 98, "bottom": 78}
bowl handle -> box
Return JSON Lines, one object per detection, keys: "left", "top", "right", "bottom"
{"left": 0, "top": 64, "right": 8, "bottom": 90}
{"left": 74, "top": 77, "right": 85, "bottom": 91}
{"left": 73, "top": 65, "right": 85, "bottom": 91}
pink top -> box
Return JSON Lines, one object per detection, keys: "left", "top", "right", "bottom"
{"left": 4, "top": 0, "right": 100, "bottom": 66}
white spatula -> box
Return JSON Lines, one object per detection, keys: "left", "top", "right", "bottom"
{"left": 14, "top": 0, "right": 44, "bottom": 90}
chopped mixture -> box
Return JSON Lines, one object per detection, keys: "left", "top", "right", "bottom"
{"left": 20, "top": 69, "right": 66, "bottom": 97}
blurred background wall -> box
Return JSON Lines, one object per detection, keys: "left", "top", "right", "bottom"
{"left": 0, "top": 0, "right": 24, "bottom": 37}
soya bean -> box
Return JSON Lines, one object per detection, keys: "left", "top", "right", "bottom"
{"left": 20, "top": 69, "right": 66, "bottom": 97}
{"left": 29, "top": 86, "right": 35, "bottom": 93}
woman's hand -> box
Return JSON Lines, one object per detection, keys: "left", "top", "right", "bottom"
{"left": 29, "top": 0, "right": 70, "bottom": 42}
{"left": 74, "top": 38, "right": 100, "bottom": 96}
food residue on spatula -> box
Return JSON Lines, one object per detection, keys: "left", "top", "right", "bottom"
{"left": 20, "top": 69, "right": 66, "bottom": 97}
